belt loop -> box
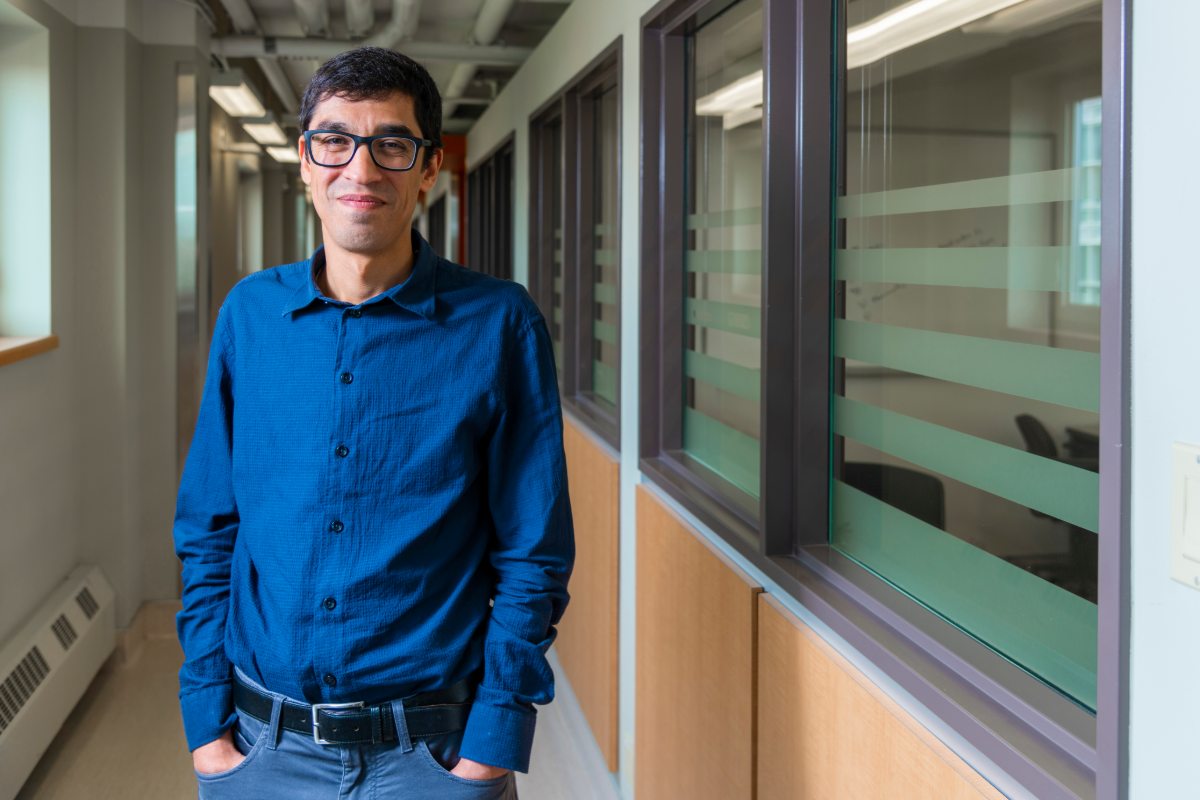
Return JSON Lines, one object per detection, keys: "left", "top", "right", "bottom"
{"left": 266, "top": 694, "right": 284, "bottom": 750}
{"left": 388, "top": 699, "right": 413, "bottom": 753}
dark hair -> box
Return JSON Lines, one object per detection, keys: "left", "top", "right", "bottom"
{"left": 299, "top": 46, "right": 442, "bottom": 165}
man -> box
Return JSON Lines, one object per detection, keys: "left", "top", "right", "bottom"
{"left": 175, "top": 46, "right": 573, "bottom": 799}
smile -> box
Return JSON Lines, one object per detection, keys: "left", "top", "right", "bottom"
{"left": 338, "top": 195, "right": 386, "bottom": 210}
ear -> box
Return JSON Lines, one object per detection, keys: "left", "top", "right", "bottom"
{"left": 298, "top": 135, "right": 312, "bottom": 185}
{"left": 419, "top": 148, "right": 444, "bottom": 193}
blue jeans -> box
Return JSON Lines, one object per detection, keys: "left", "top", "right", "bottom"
{"left": 195, "top": 671, "right": 518, "bottom": 799}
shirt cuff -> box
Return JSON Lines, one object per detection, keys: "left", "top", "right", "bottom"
{"left": 180, "top": 681, "right": 237, "bottom": 752}
{"left": 459, "top": 698, "right": 538, "bottom": 773}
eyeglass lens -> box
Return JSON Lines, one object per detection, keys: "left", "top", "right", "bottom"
{"left": 308, "top": 133, "right": 418, "bottom": 170}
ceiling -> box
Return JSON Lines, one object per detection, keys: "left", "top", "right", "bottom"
{"left": 210, "top": 0, "right": 572, "bottom": 134}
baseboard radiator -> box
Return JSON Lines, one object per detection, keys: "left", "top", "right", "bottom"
{"left": 0, "top": 565, "right": 115, "bottom": 800}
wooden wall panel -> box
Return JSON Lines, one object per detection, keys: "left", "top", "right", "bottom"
{"left": 757, "top": 594, "right": 1007, "bottom": 800}
{"left": 635, "top": 486, "right": 762, "bottom": 800}
{"left": 556, "top": 417, "right": 620, "bottom": 771}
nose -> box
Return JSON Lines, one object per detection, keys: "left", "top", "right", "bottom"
{"left": 341, "top": 140, "right": 384, "bottom": 182}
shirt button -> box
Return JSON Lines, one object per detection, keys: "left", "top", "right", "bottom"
{"left": 329, "top": 520, "right": 345, "bottom": 533}
{"left": 340, "top": 372, "right": 353, "bottom": 384}
{"left": 323, "top": 597, "right": 337, "bottom": 611}
{"left": 335, "top": 444, "right": 349, "bottom": 458}
{"left": 350, "top": 309, "right": 363, "bottom": 318}
{"left": 323, "top": 673, "right": 337, "bottom": 687}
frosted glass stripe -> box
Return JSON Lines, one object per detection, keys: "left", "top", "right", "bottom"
{"left": 834, "top": 396, "right": 1099, "bottom": 532}
{"left": 683, "top": 407, "right": 760, "bottom": 497}
{"left": 685, "top": 250, "right": 762, "bottom": 274}
{"left": 686, "top": 206, "right": 762, "bottom": 229}
{"left": 685, "top": 298, "right": 761, "bottom": 339}
{"left": 553, "top": 249, "right": 563, "bottom": 264}
{"left": 553, "top": 277, "right": 562, "bottom": 294}
{"left": 837, "top": 247, "right": 1066, "bottom": 291}
{"left": 552, "top": 307, "right": 562, "bottom": 325}
{"left": 552, "top": 341, "right": 562, "bottom": 368}
{"left": 594, "top": 282, "right": 618, "bottom": 306}
{"left": 835, "top": 320, "right": 1099, "bottom": 413}
{"left": 594, "top": 360, "right": 616, "bottom": 405}
{"left": 594, "top": 320, "right": 617, "bottom": 345}
{"left": 838, "top": 167, "right": 1090, "bottom": 219}
{"left": 685, "top": 350, "right": 760, "bottom": 402}
{"left": 595, "top": 249, "right": 618, "bottom": 266}
{"left": 833, "top": 481, "right": 1096, "bottom": 708}
{"left": 594, "top": 224, "right": 616, "bottom": 236}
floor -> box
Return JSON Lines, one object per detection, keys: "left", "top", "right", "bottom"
{"left": 17, "top": 630, "right": 619, "bottom": 800}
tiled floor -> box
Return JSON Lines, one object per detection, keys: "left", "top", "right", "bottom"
{"left": 17, "top": 633, "right": 618, "bottom": 800}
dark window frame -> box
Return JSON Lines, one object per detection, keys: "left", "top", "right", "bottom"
{"left": 639, "top": 0, "right": 1132, "bottom": 797}
{"left": 467, "top": 134, "right": 515, "bottom": 280}
{"left": 528, "top": 41, "right": 623, "bottom": 448}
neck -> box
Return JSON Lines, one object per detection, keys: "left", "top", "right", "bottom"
{"left": 318, "top": 233, "right": 416, "bottom": 305}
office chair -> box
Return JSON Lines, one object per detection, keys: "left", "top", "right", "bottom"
{"left": 842, "top": 462, "right": 946, "bottom": 530}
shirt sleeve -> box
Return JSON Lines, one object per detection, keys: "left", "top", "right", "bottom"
{"left": 173, "top": 306, "right": 240, "bottom": 752}
{"left": 459, "top": 310, "right": 575, "bottom": 773}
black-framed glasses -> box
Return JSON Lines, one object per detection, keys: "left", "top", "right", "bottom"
{"left": 303, "top": 129, "right": 437, "bottom": 172}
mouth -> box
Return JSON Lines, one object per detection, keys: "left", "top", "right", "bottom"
{"left": 337, "top": 194, "right": 387, "bottom": 210}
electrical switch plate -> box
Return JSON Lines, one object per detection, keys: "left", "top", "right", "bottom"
{"left": 1170, "top": 442, "right": 1200, "bottom": 590}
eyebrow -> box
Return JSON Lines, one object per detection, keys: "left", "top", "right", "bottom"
{"left": 312, "top": 120, "right": 420, "bottom": 138}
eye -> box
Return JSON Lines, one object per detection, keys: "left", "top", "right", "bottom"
{"left": 378, "top": 138, "right": 412, "bottom": 153}
{"left": 315, "top": 134, "right": 350, "bottom": 147}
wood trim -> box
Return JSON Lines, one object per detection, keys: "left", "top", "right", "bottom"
{"left": 0, "top": 335, "right": 59, "bottom": 368}
{"left": 635, "top": 486, "right": 762, "bottom": 800}
{"left": 757, "top": 594, "right": 1007, "bottom": 800}
{"left": 555, "top": 416, "right": 621, "bottom": 771}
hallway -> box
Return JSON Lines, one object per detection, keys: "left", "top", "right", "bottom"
{"left": 16, "top": 605, "right": 616, "bottom": 800}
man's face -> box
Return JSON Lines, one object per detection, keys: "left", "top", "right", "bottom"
{"left": 299, "top": 91, "right": 442, "bottom": 258}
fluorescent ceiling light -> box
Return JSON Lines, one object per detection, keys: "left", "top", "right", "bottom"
{"left": 723, "top": 105, "right": 763, "bottom": 131}
{"left": 243, "top": 116, "right": 288, "bottom": 146}
{"left": 209, "top": 70, "right": 266, "bottom": 118}
{"left": 846, "top": 0, "right": 1028, "bottom": 69}
{"left": 961, "top": 0, "right": 1099, "bottom": 35}
{"left": 267, "top": 146, "right": 300, "bottom": 164}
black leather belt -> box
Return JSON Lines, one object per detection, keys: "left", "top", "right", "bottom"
{"left": 233, "top": 672, "right": 474, "bottom": 746}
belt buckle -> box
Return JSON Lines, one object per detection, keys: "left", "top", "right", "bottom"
{"left": 311, "top": 700, "right": 365, "bottom": 745}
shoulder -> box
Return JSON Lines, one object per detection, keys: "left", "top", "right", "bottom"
{"left": 223, "top": 260, "right": 310, "bottom": 312}
{"left": 433, "top": 259, "right": 544, "bottom": 332}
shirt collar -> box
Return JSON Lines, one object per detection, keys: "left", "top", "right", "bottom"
{"left": 281, "top": 231, "right": 438, "bottom": 320}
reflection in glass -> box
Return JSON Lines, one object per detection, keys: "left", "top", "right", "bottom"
{"left": 684, "top": 0, "right": 763, "bottom": 508}
{"left": 831, "top": 0, "right": 1102, "bottom": 709}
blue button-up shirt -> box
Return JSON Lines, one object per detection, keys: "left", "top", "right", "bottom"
{"left": 173, "top": 233, "right": 574, "bottom": 773}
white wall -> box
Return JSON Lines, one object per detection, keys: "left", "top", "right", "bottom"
{"left": 0, "top": 0, "right": 203, "bottom": 643}
{"left": 1128, "top": 3, "right": 1200, "bottom": 796}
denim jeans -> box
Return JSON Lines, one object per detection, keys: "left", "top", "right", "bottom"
{"left": 194, "top": 670, "right": 518, "bottom": 799}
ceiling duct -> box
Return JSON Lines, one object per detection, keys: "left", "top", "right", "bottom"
{"left": 443, "top": 0, "right": 517, "bottom": 121}
{"left": 292, "top": 0, "right": 331, "bottom": 38}
{"left": 219, "top": 0, "right": 301, "bottom": 112}
{"left": 345, "top": 0, "right": 376, "bottom": 39}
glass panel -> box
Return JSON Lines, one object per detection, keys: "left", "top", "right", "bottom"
{"left": 684, "top": 0, "right": 763, "bottom": 505}
{"left": 832, "top": 0, "right": 1102, "bottom": 710}
{"left": 591, "top": 84, "right": 619, "bottom": 411}
{"left": 549, "top": 119, "right": 564, "bottom": 372}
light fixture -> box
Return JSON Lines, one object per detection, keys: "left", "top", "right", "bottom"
{"left": 242, "top": 114, "right": 289, "bottom": 146}
{"left": 209, "top": 69, "right": 266, "bottom": 118}
{"left": 961, "top": 0, "right": 1099, "bottom": 35}
{"left": 695, "top": 70, "right": 764, "bottom": 129}
{"left": 267, "top": 146, "right": 301, "bottom": 164}
{"left": 846, "top": 0, "right": 1028, "bottom": 69}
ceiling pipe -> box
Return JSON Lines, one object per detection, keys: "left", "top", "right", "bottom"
{"left": 442, "top": 0, "right": 517, "bottom": 120}
{"left": 218, "top": 0, "right": 300, "bottom": 113}
{"left": 344, "top": 0, "right": 376, "bottom": 39}
{"left": 292, "top": 0, "right": 331, "bottom": 38}
{"left": 214, "top": 36, "right": 530, "bottom": 66}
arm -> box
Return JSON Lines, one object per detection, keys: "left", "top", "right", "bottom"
{"left": 174, "top": 307, "right": 240, "bottom": 754}
{"left": 458, "top": 312, "right": 575, "bottom": 774}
